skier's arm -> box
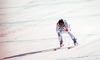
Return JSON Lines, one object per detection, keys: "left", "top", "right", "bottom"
{"left": 64, "top": 20, "right": 69, "bottom": 28}
{"left": 62, "top": 20, "right": 68, "bottom": 31}
{"left": 56, "top": 23, "right": 60, "bottom": 33}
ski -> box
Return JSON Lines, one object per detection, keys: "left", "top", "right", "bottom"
{"left": 53, "top": 45, "right": 76, "bottom": 51}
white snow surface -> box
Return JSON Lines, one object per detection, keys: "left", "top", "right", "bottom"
{"left": 0, "top": 0, "right": 100, "bottom": 60}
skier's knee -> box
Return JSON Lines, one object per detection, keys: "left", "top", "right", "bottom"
{"left": 58, "top": 33, "right": 61, "bottom": 36}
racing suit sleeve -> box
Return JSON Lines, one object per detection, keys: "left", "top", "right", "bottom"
{"left": 56, "top": 23, "right": 60, "bottom": 33}
{"left": 63, "top": 20, "right": 69, "bottom": 32}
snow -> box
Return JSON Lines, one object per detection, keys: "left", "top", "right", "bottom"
{"left": 0, "top": 0, "right": 100, "bottom": 60}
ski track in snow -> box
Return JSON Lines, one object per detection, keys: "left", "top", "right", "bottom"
{"left": 0, "top": 0, "right": 94, "bottom": 9}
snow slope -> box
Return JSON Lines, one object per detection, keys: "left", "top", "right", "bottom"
{"left": 0, "top": 0, "right": 100, "bottom": 60}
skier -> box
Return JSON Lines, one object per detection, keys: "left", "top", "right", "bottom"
{"left": 56, "top": 19, "right": 78, "bottom": 47}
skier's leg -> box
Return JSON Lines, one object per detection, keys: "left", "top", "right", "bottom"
{"left": 58, "top": 32, "right": 63, "bottom": 47}
{"left": 68, "top": 32, "right": 77, "bottom": 45}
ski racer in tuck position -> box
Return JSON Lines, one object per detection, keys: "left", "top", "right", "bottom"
{"left": 56, "top": 19, "right": 78, "bottom": 47}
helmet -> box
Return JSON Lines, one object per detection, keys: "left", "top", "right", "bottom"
{"left": 58, "top": 19, "right": 64, "bottom": 25}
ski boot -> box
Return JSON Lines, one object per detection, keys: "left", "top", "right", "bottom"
{"left": 60, "top": 40, "right": 64, "bottom": 47}
{"left": 73, "top": 38, "right": 78, "bottom": 46}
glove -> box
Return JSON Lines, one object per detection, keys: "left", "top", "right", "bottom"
{"left": 65, "top": 28, "right": 68, "bottom": 32}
